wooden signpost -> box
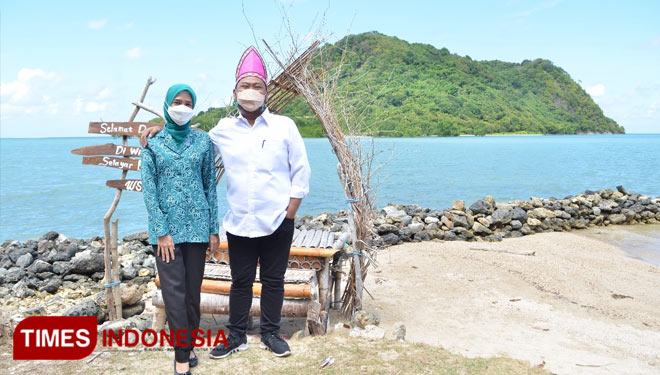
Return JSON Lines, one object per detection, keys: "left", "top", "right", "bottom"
{"left": 71, "top": 77, "right": 158, "bottom": 322}
{"left": 71, "top": 143, "right": 143, "bottom": 157}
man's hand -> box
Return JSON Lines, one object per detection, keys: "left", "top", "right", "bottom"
{"left": 208, "top": 234, "right": 219, "bottom": 254}
{"left": 285, "top": 198, "right": 302, "bottom": 219}
{"left": 140, "top": 125, "right": 164, "bottom": 147}
{"left": 157, "top": 234, "right": 175, "bottom": 263}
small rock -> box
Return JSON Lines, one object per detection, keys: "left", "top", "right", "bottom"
{"left": 121, "top": 301, "right": 145, "bottom": 319}
{"left": 43, "top": 231, "right": 59, "bottom": 241}
{"left": 120, "top": 284, "right": 143, "bottom": 305}
{"left": 70, "top": 250, "right": 105, "bottom": 274}
{"left": 351, "top": 310, "right": 380, "bottom": 329}
{"left": 361, "top": 325, "right": 385, "bottom": 340}
{"left": 451, "top": 200, "right": 466, "bottom": 212}
{"left": 608, "top": 214, "right": 627, "bottom": 225}
{"left": 39, "top": 278, "right": 62, "bottom": 294}
{"left": 386, "top": 322, "right": 406, "bottom": 341}
{"left": 472, "top": 222, "right": 492, "bottom": 235}
{"left": 408, "top": 223, "right": 425, "bottom": 233}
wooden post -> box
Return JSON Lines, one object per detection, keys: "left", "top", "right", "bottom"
{"left": 111, "top": 219, "right": 122, "bottom": 319}
{"left": 102, "top": 76, "right": 156, "bottom": 321}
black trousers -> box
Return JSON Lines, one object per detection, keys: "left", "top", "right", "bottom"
{"left": 226, "top": 217, "right": 294, "bottom": 336}
{"left": 155, "top": 242, "right": 207, "bottom": 363}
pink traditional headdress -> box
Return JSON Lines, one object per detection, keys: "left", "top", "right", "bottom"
{"left": 235, "top": 46, "right": 267, "bottom": 85}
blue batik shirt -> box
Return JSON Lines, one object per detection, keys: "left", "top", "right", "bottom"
{"left": 141, "top": 129, "right": 219, "bottom": 245}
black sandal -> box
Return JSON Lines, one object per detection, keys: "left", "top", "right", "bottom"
{"left": 189, "top": 350, "right": 198, "bottom": 368}
{"left": 174, "top": 359, "right": 191, "bottom": 375}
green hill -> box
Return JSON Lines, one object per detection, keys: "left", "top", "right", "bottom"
{"left": 191, "top": 32, "right": 623, "bottom": 137}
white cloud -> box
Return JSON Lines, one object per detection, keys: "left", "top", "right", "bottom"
{"left": 586, "top": 83, "right": 605, "bottom": 97}
{"left": 97, "top": 88, "right": 112, "bottom": 99}
{"left": 116, "top": 22, "right": 134, "bottom": 31}
{"left": 0, "top": 68, "right": 60, "bottom": 117}
{"left": 199, "top": 73, "right": 208, "bottom": 80}
{"left": 88, "top": 19, "right": 107, "bottom": 30}
{"left": 125, "top": 47, "right": 142, "bottom": 59}
{"left": 73, "top": 96, "right": 109, "bottom": 114}
{"left": 649, "top": 35, "right": 660, "bottom": 48}
{"left": 644, "top": 101, "right": 659, "bottom": 118}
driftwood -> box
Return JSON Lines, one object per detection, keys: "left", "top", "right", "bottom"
{"left": 469, "top": 247, "right": 536, "bottom": 256}
{"left": 102, "top": 76, "right": 156, "bottom": 320}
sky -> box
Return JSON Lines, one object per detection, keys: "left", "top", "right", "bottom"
{"left": 1, "top": 0, "right": 659, "bottom": 137}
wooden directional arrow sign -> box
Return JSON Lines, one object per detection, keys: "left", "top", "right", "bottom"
{"left": 106, "top": 179, "right": 142, "bottom": 192}
{"left": 82, "top": 156, "right": 141, "bottom": 171}
{"left": 71, "top": 143, "right": 142, "bottom": 157}
{"left": 88, "top": 122, "right": 161, "bottom": 136}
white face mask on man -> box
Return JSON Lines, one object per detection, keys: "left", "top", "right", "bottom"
{"left": 167, "top": 105, "right": 194, "bottom": 125}
{"left": 236, "top": 89, "right": 266, "bottom": 112}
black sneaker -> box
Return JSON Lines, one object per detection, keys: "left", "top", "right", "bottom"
{"left": 209, "top": 334, "right": 248, "bottom": 359}
{"left": 260, "top": 331, "right": 291, "bottom": 357}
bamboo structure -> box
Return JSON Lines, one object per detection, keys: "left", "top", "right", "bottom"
{"left": 262, "top": 40, "right": 377, "bottom": 317}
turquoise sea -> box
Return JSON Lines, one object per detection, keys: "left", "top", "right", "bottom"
{"left": 1, "top": 134, "right": 659, "bottom": 243}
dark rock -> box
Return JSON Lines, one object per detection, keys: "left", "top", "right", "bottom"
{"left": 510, "top": 207, "right": 528, "bottom": 222}
{"left": 377, "top": 224, "right": 399, "bottom": 235}
{"left": 15, "top": 253, "right": 34, "bottom": 268}
{"left": 413, "top": 231, "right": 430, "bottom": 242}
{"left": 449, "top": 213, "right": 469, "bottom": 228}
{"left": 9, "top": 247, "right": 35, "bottom": 263}
{"left": 63, "top": 299, "right": 102, "bottom": 323}
{"left": 381, "top": 233, "right": 400, "bottom": 245}
{"left": 491, "top": 208, "right": 513, "bottom": 226}
{"left": 63, "top": 274, "right": 89, "bottom": 282}
{"left": 70, "top": 250, "right": 104, "bottom": 274}
{"left": 122, "top": 231, "right": 149, "bottom": 243}
{"left": 4, "top": 267, "right": 26, "bottom": 283}
{"left": 36, "top": 271, "right": 56, "bottom": 280}
{"left": 0, "top": 255, "right": 12, "bottom": 269}
{"left": 398, "top": 228, "right": 412, "bottom": 242}
{"left": 122, "top": 266, "right": 137, "bottom": 280}
{"left": 510, "top": 220, "right": 523, "bottom": 230}
{"left": 12, "top": 280, "right": 35, "bottom": 298}
{"left": 52, "top": 261, "right": 73, "bottom": 275}
{"left": 27, "top": 259, "right": 52, "bottom": 274}
{"left": 122, "top": 301, "right": 145, "bottom": 319}
{"left": 469, "top": 199, "right": 493, "bottom": 215}
{"left": 39, "top": 278, "right": 62, "bottom": 294}
{"left": 90, "top": 271, "right": 105, "bottom": 281}
{"left": 616, "top": 185, "right": 629, "bottom": 195}
{"left": 443, "top": 231, "right": 457, "bottom": 241}
{"left": 43, "top": 231, "right": 59, "bottom": 241}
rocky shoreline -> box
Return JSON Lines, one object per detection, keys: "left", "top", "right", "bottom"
{"left": 1, "top": 186, "right": 659, "bottom": 334}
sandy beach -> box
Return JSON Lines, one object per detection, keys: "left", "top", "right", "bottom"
{"left": 363, "top": 225, "right": 660, "bottom": 375}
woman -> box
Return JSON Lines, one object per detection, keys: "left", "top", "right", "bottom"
{"left": 141, "top": 84, "right": 219, "bottom": 375}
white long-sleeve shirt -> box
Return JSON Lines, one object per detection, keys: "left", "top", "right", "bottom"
{"left": 208, "top": 108, "right": 311, "bottom": 238}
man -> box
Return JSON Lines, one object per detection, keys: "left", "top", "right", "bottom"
{"left": 141, "top": 46, "right": 311, "bottom": 359}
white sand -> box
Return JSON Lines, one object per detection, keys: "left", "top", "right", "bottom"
{"left": 363, "top": 227, "right": 660, "bottom": 375}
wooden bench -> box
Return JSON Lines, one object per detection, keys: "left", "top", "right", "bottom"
{"left": 151, "top": 229, "right": 349, "bottom": 335}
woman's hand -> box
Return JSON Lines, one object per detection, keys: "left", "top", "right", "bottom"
{"left": 140, "top": 125, "right": 164, "bottom": 147}
{"left": 208, "top": 234, "right": 219, "bottom": 254}
{"left": 157, "top": 234, "right": 175, "bottom": 263}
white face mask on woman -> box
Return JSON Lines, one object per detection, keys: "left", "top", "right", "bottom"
{"left": 236, "top": 89, "right": 265, "bottom": 112}
{"left": 167, "top": 105, "right": 194, "bottom": 125}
